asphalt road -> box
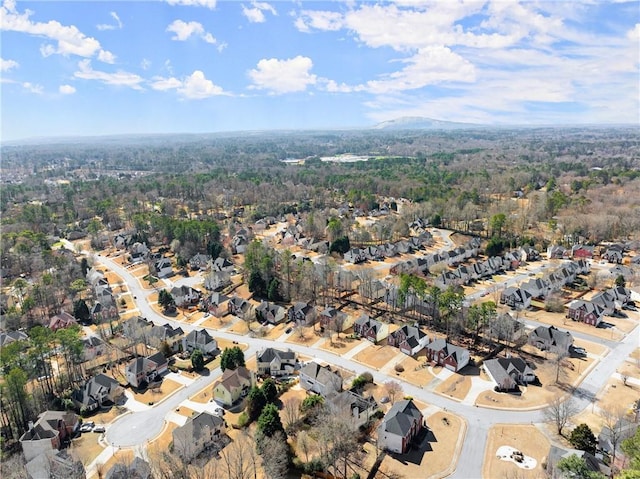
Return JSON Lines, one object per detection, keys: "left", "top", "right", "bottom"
{"left": 90, "top": 249, "right": 638, "bottom": 478}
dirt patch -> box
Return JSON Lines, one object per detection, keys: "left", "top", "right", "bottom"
{"left": 394, "top": 356, "right": 435, "bottom": 388}
{"left": 354, "top": 344, "right": 400, "bottom": 370}
{"left": 318, "top": 334, "right": 364, "bottom": 355}
{"left": 69, "top": 432, "right": 105, "bottom": 467}
{"left": 130, "top": 378, "right": 182, "bottom": 404}
{"left": 483, "top": 424, "right": 549, "bottom": 479}
{"left": 435, "top": 374, "right": 472, "bottom": 401}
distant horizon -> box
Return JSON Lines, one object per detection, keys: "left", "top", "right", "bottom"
{"left": 2, "top": 0, "right": 638, "bottom": 141}
{"left": 3, "top": 118, "right": 640, "bottom": 146}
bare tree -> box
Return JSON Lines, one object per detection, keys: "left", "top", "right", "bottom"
{"left": 552, "top": 352, "right": 570, "bottom": 384}
{"left": 544, "top": 396, "right": 579, "bottom": 436}
{"left": 219, "top": 431, "right": 259, "bottom": 479}
{"left": 383, "top": 380, "right": 404, "bottom": 404}
{"left": 297, "top": 430, "right": 311, "bottom": 464}
{"left": 601, "top": 406, "right": 631, "bottom": 469}
{"left": 259, "top": 431, "right": 289, "bottom": 479}
{"left": 282, "top": 397, "right": 302, "bottom": 433}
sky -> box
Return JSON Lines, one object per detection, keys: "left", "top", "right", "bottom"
{"left": 1, "top": 0, "right": 638, "bottom": 141}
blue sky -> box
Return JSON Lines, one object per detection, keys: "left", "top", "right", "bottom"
{"left": 1, "top": 0, "right": 638, "bottom": 140}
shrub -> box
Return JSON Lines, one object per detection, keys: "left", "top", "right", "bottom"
{"left": 237, "top": 412, "right": 250, "bottom": 428}
{"left": 394, "top": 363, "right": 405, "bottom": 373}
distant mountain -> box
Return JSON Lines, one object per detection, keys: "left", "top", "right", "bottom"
{"left": 372, "top": 116, "right": 483, "bottom": 130}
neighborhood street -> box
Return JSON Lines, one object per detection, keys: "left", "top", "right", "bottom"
{"left": 91, "top": 250, "right": 638, "bottom": 478}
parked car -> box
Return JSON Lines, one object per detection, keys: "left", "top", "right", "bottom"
{"left": 79, "top": 421, "right": 95, "bottom": 432}
{"left": 93, "top": 425, "right": 105, "bottom": 433}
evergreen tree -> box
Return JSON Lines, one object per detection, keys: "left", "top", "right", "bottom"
{"left": 247, "top": 386, "right": 267, "bottom": 421}
{"left": 191, "top": 349, "right": 204, "bottom": 371}
{"left": 220, "top": 346, "right": 245, "bottom": 371}
{"left": 261, "top": 378, "right": 278, "bottom": 404}
{"left": 257, "top": 403, "right": 285, "bottom": 438}
{"left": 569, "top": 423, "right": 597, "bottom": 454}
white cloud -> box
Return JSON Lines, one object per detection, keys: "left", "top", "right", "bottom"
{"left": 364, "top": 46, "right": 475, "bottom": 94}
{"left": 150, "top": 76, "right": 182, "bottom": 91}
{"left": 59, "top": 84, "right": 76, "bottom": 95}
{"left": 166, "top": 19, "right": 217, "bottom": 44}
{"left": 22, "top": 82, "right": 43, "bottom": 94}
{"left": 74, "top": 59, "right": 144, "bottom": 90}
{"left": 150, "top": 71, "right": 224, "bottom": 99}
{"left": 97, "top": 11, "right": 123, "bottom": 31}
{"left": 97, "top": 50, "right": 116, "bottom": 64}
{"left": 295, "top": 10, "right": 343, "bottom": 33}
{"left": 242, "top": 1, "right": 276, "bottom": 23}
{"left": 248, "top": 56, "right": 317, "bottom": 94}
{"left": 178, "top": 70, "right": 224, "bottom": 98}
{"left": 1, "top": 57, "right": 19, "bottom": 71}
{"left": 165, "top": 0, "right": 217, "bottom": 9}
{"left": 0, "top": 0, "right": 106, "bottom": 59}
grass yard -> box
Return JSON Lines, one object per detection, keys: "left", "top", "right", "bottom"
{"left": 483, "top": 424, "right": 550, "bottom": 479}
{"left": 318, "top": 334, "right": 364, "bottom": 355}
{"left": 435, "top": 374, "right": 472, "bottom": 401}
{"left": 394, "top": 355, "right": 436, "bottom": 388}
{"left": 353, "top": 344, "right": 401, "bottom": 370}
{"left": 130, "top": 378, "right": 182, "bottom": 404}
{"left": 285, "top": 326, "right": 319, "bottom": 345}
{"left": 69, "top": 432, "right": 105, "bottom": 467}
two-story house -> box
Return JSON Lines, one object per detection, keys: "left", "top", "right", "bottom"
{"left": 71, "top": 373, "right": 123, "bottom": 412}
{"left": 387, "top": 324, "right": 429, "bottom": 356}
{"left": 425, "top": 339, "right": 469, "bottom": 372}
{"left": 528, "top": 325, "right": 574, "bottom": 355}
{"left": 256, "top": 348, "right": 297, "bottom": 377}
{"left": 182, "top": 328, "right": 218, "bottom": 356}
{"left": 299, "top": 362, "right": 343, "bottom": 397}
{"left": 172, "top": 411, "right": 227, "bottom": 461}
{"left": 125, "top": 352, "right": 168, "bottom": 388}
{"left": 20, "top": 411, "right": 79, "bottom": 462}
{"left": 377, "top": 399, "right": 425, "bottom": 454}
{"left": 353, "top": 314, "right": 388, "bottom": 343}
{"left": 212, "top": 366, "right": 255, "bottom": 407}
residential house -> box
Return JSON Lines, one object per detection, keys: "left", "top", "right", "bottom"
{"left": 49, "top": 311, "right": 78, "bottom": 331}
{"left": 256, "top": 348, "right": 297, "bottom": 377}
{"left": 256, "top": 301, "right": 287, "bottom": 325}
{"left": 326, "top": 390, "right": 378, "bottom": 428}
{"left": 609, "top": 286, "right": 631, "bottom": 307}
{"left": 288, "top": 301, "right": 317, "bottom": 325}
{"left": 520, "top": 245, "right": 540, "bottom": 261}
{"left": 590, "top": 291, "right": 616, "bottom": 316}
{"left": 212, "top": 366, "right": 255, "bottom": 407}
{"left": 147, "top": 323, "right": 184, "bottom": 353}
{"left": 344, "top": 248, "right": 367, "bottom": 264}
{"left": 227, "top": 296, "right": 253, "bottom": 320}
{"left": 72, "top": 373, "right": 123, "bottom": 412}
{"left": 125, "top": 352, "right": 168, "bottom": 388}
{"left": 571, "top": 244, "right": 595, "bottom": 259}
{"left": 387, "top": 325, "right": 429, "bottom": 356}
{"left": 547, "top": 446, "right": 610, "bottom": 479}
{"left": 94, "top": 284, "right": 115, "bottom": 307}
{"left": 318, "top": 306, "right": 349, "bottom": 332}
{"left": 425, "top": 339, "right": 470, "bottom": 372}
{"left": 483, "top": 357, "right": 536, "bottom": 391}
{"left": 377, "top": 399, "right": 425, "bottom": 454}
{"left": 172, "top": 411, "right": 227, "bottom": 461}
{"left": 204, "top": 292, "right": 230, "bottom": 317}
{"left": 128, "top": 242, "right": 150, "bottom": 264}
{"left": 520, "top": 278, "right": 551, "bottom": 299}
{"left": 20, "top": 410, "right": 79, "bottom": 462}
{"left": 0, "top": 329, "right": 28, "bottom": 347}
{"left": 80, "top": 336, "right": 107, "bottom": 362}
{"left": 353, "top": 314, "right": 388, "bottom": 343}
{"left": 500, "top": 287, "right": 533, "bottom": 310}
{"left": 212, "top": 257, "right": 235, "bottom": 273}
{"left": 204, "top": 270, "right": 231, "bottom": 292}
{"left": 567, "top": 300, "right": 605, "bottom": 326}
{"left": 182, "top": 328, "right": 217, "bottom": 356}
{"left": 25, "top": 450, "right": 85, "bottom": 479}
{"left": 528, "top": 325, "right": 574, "bottom": 355}
{"left": 170, "top": 285, "right": 201, "bottom": 308}
{"left": 547, "top": 245, "right": 567, "bottom": 259}
{"left": 602, "top": 248, "right": 623, "bottom": 264}
{"left": 299, "top": 362, "right": 343, "bottom": 397}
{"left": 189, "top": 253, "right": 212, "bottom": 271}
{"left": 105, "top": 457, "right": 152, "bottom": 479}
{"left": 231, "top": 234, "right": 249, "bottom": 254}
{"left": 153, "top": 258, "right": 173, "bottom": 278}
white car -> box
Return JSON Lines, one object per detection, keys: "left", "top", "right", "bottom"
{"left": 93, "top": 425, "right": 105, "bottom": 433}
{"left": 79, "top": 422, "right": 94, "bottom": 433}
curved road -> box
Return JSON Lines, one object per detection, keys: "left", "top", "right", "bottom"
{"left": 90, "top": 250, "right": 638, "bottom": 478}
